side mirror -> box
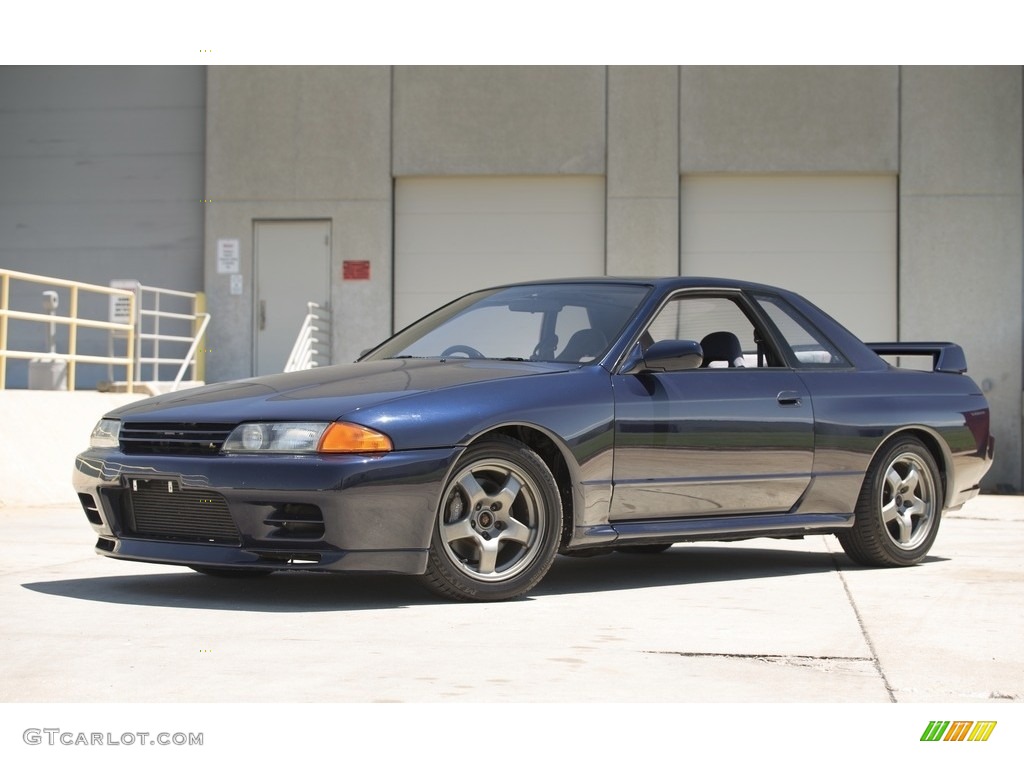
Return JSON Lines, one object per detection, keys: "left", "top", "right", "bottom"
{"left": 622, "top": 339, "right": 703, "bottom": 374}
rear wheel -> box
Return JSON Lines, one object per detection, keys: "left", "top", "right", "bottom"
{"left": 420, "top": 436, "right": 562, "bottom": 601}
{"left": 838, "top": 436, "right": 942, "bottom": 566}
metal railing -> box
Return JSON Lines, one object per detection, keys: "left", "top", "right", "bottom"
{"left": 0, "top": 268, "right": 136, "bottom": 392}
{"left": 130, "top": 284, "right": 208, "bottom": 390}
{"left": 284, "top": 302, "right": 332, "bottom": 372}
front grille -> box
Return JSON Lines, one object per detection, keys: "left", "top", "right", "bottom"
{"left": 125, "top": 478, "right": 240, "bottom": 544}
{"left": 120, "top": 422, "right": 235, "bottom": 455}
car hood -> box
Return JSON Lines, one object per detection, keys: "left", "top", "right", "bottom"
{"left": 105, "top": 358, "right": 576, "bottom": 424}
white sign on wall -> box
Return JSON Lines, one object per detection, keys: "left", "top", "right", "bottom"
{"left": 109, "top": 279, "right": 140, "bottom": 324}
{"left": 217, "top": 238, "right": 240, "bottom": 274}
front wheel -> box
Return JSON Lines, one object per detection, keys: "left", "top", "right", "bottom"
{"left": 419, "top": 436, "right": 563, "bottom": 601}
{"left": 838, "top": 436, "right": 943, "bottom": 566}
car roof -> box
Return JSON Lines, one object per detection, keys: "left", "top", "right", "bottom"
{"left": 485, "top": 275, "right": 885, "bottom": 371}
{"left": 490, "top": 275, "right": 790, "bottom": 294}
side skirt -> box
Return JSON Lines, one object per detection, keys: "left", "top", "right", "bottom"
{"left": 568, "top": 511, "right": 855, "bottom": 550}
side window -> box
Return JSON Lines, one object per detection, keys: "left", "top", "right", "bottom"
{"left": 646, "top": 295, "right": 778, "bottom": 368}
{"left": 754, "top": 294, "right": 849, "bottom": 368}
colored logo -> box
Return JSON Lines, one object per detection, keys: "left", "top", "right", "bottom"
{"left": 921, "top": 721, "right": 997, "bottom": 742}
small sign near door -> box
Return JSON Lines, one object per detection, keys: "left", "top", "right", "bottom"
{"left": 217, "top": 239, "right": 240, "bottom": 274}
{"left": 109, "top": 279, "right": 140, "bottom": 324}
{"left": 343, "top": 260, "right": 371, "bottom": 280}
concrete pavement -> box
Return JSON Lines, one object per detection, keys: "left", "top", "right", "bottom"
{"left": 1, "top": 391, "right": 1021, "bottom": 704}
{"left": 1, "top": 495, "right": 1021, "bottom": 704}
{"left": 2, "top": 390, "right": 1022, "bottom": 765}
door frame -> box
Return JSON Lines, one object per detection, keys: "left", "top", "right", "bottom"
{"left": 252, "top": 218, "right": 332, "bottom": 376}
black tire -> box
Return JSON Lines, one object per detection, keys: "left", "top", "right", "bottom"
{"left": 419, "top": 435, "right": 563, "bottom": 601}
{"left": 189, "top": 566, "right": 272, "bottom": 578}
{"left": 837, "top": 436, "right": 943, "bottom": 566}
{"left": 616, "top": 544, "right": 673, "bottom": 554}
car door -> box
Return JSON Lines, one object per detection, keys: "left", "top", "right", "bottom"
{"left": 609, "top": 291, "right": 814, "bottom": 520}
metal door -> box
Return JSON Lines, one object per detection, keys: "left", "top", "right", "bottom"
{"left": 254, "top": 220, "right": 330, "bottom": 375}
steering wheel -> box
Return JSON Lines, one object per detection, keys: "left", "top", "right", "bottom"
{"left": 440, "top": 344, "right": 485, "bottom": 359}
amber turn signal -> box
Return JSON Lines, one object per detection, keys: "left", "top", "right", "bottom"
{"left": 318, "top": 422, "right": 393, "bottom": 453}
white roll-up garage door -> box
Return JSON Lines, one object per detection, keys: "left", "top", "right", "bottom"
{"left": 394, "top": 176, "right": 605, "bottom": 329}
{"left": 681, "top": 175, "right": 897, "bottom": 342}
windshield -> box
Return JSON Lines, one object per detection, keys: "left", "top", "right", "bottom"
{"left": 363, "top": 283, "right": 650, "bottom": 364}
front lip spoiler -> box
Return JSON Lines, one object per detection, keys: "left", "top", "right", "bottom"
{"left": 97, "top": 536, "right": 429, "bottom": 575}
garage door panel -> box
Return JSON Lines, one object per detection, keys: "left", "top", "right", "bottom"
{"left": 400, "top": 176, "right": 604, "bottom": 213}
{"left": 682, "top": 175, "right": 896, "bottom": 342}
{"left": 686, "top": 211, "right": 895, "bottom": 254}
{"left": 395, "top": 177, "right": 605, "bottom": 328}
{"left": 684, "top": 175, "right": 893, "bottom": 212}
{"left": 400, "top": 213, "right": 604, "bottom": 255}
{"left": 684, "top": 249, "right": 892, "bottom": 283}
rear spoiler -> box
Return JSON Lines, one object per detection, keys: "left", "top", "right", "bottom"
{"left": 867, "top": 342, "right": 967, "bottom": 374}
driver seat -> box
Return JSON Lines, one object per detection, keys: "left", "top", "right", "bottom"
{"left": 557, "top": 328, "right": 608, "bottom": 362}
{"left": 700, "top": 331, "right": 745, "bottom": 367}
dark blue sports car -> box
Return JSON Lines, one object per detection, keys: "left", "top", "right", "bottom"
{"left": 73, "top": 277, "right": 994, "bottom": 601}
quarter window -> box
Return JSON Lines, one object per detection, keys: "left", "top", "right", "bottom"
{"left": 754, "top": 294, "right": 849, "bottom": 368}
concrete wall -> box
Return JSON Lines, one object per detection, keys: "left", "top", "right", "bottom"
{"left": 678, "top": 66, "right": 899, "bottom": 172}
{"left": 5, "top": 65, "right": 1021, "bottom": 488}
{"left": 0, "top": 66, "right": 205, "bottom": 388}
{"left": 607, "top": 66, "right": 679, "bottom": 276}
{"left": 900, "top": 66, "right": 1023, "bottom": 488}
{"left": 203, "top": 66, "right": 392, "bottom": 380}
{"left": 392, "top": 66, "right": 605, "bottom": 176}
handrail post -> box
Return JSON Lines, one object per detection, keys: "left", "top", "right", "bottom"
{"left": 68, "top": 285, "right": 79, "bottom": 391}
{"left": 129, "top": 290, "right": 137, "bottom": 393}
{"left": 152, "top": 289, "right": 160, "bottom": 383}
{"left": 134, "top": 286, "right": 142, "bottom": 384}
{"left": 126, "top": 291, "right": 135, "bottom": 393}
{"left": 194, "top": 291, "right": 207, "bottom": 383}
{"left": 0, "top": 272, "right": 9, "bottom": 390}
{"left": 173, "top": 313, "right": 210, "bottom": 389}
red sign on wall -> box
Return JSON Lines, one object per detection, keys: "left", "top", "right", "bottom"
{"left": 342, "top": 260, "right": 371, "bottom": 280}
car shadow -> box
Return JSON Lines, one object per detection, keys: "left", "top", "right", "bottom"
{"left": 536, "top": 546, "right": 826, "bottom": 596}
{"left": 536, "top": 547, "right": 947, "bottom": 597}
{"left": 21, "top": 570, "right": 431, "bottom": 613}
{"left": 20, "top": 545, "right": 947, "bottom": 612}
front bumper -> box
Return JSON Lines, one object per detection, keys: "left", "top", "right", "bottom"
{"left": 72, "top": 446, "right": 462, "bottom": 574}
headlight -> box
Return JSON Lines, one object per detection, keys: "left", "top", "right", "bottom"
{"left": 89, "top": 419, "right": 121, "bottom": 448}
{"left": 222, "top": 422, "right": 392, "bottom": 454}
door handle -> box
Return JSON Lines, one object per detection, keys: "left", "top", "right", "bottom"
{"left": 259, "top": 300, "right": 266, "bottom": 331}
{"left": 777, "top": 390, "right": 802, "bottom": 406}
